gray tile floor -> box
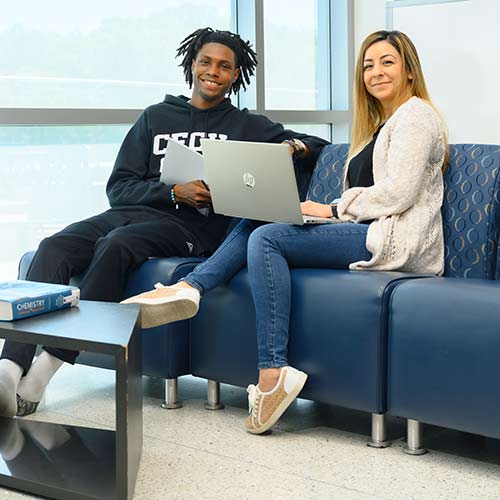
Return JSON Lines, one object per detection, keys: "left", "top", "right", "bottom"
{"left": 1, "top": 363, "right": 500, "bottom": 500}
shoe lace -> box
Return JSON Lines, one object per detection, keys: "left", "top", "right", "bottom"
{"left": 247, "top": 384, "right": 257, "bottom": 415}
{"left": 154, "top": 282, "right": 166, "bottom": 289}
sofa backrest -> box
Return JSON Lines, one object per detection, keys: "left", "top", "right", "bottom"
{"left": 442, "top": 145, "right": 500, "bottom": 279}
{"left": 307, "top": 144, "right": 348, "bottom": 204}
{"left": 307, "top": 143, "right": 500, "bottom": 279}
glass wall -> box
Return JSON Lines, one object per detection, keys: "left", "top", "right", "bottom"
{"left": 263, "top": 0, "right": 330, "bottom": 110}
{"left": 0, "top": 0, "right": 353, "bottom": 280}
{"left": 1, "top": 0, "right": 232, "bottom": 108}
{"left": 0, "top": 126, "right": 129, "bottom": 279}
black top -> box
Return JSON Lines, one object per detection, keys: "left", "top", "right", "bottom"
{"left": 338, "top": 127, "right": 383, "bottom": 223}
{"left": 106, "top": 94, "right": 329, "bottom": 251}
{"left": 347, "top": 127, "right": 382, "bottom": 189}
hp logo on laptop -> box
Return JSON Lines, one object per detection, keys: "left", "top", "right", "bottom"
{"left": 243, "top": 172, "right": 256, "bottom": 188}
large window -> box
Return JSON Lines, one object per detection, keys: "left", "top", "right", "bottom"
{"left": 1, "top": 0, "right": 232, "bottom": 109}
{"left": 0, "top": 0, "right": 353, "bottom": 280}
{"left": 244, "top": 0, "right": 352, "bottom": 143}
{"left": 0, "top": 126, "right": 128, "bottom": 279}
{"left": 264, "top": 0, "right": 330, "bottom": 110}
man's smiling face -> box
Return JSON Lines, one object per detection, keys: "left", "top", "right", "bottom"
{"left": 190, "top": 42, "right": 240, "bottom": 109}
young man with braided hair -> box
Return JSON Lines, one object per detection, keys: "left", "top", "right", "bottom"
{"left": 0, "top": 27, "right": 328, "bottom": 418}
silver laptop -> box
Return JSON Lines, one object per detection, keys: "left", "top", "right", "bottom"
{"left": 201, "top": 139, "right": 336, "bottom": 225}
{"left": 160, "top": 139, "right": 205, "bottom": 185}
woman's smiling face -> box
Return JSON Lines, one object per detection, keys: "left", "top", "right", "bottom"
{"left": 363, "top": 40, "right": 411, "bottom": 109}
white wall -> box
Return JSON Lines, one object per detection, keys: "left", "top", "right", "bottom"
{"left": 354, "top": 0, "right": 386, "bottom": 54}
{"left": 354, "top": 0, "right": 500, "bottom": 144}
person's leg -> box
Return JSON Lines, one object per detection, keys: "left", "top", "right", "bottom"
{"left": 16, "top": 352, "right": 65, "bottom": 416}
{"left": 77, "top": 217, "right": 196, "bottom": 302}
{"left": 24, "top": 214, "right": 119, "bottom": 284}
{"left": 122, "top": 219, "right": 261, "bottom": 327}
{"left": 250, "top": 222, "right": 371, "bottom": 373}
{"left": 0, "top": 361, "right": 23, "bottom": 416}
{"left": 246, "top": 222, "right": 371, "bottom": 434}
{"left": 87, "top": 215, "right": 211, "bottom": 328}
{"left": 181, "top": 219, "right": 259, "bottom": 294}
{"left": 16, "top": 213, "right": 198, "bottom": 414}
{"left": 35, "top": 210, "right": 185, "bottom": 365}
{"left": 2, "top": 212, "right": 117, "bottom": 364}
{"left": 0, "top": 210, "right": 125, "bottom": 416}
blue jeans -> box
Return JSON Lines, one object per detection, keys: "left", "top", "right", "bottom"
{"left": 183, "top": 219, "right": 371, "bottom": 369}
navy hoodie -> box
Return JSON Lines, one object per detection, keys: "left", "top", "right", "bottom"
{"left": 106, "top": 94, "right": 329, "bottom": 251}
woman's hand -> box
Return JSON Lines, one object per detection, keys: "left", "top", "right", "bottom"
{"left": 300, "top": 200, "right": 334, "bottom": 218}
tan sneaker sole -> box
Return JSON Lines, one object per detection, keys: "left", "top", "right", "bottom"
{"left": 247, "top": 371, "right": 308, "bottom": 435}
{"left": 139, "top": 299, "right": 199, "bottom": 329}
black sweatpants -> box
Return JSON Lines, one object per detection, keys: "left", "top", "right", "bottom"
{"left": 1, "top": 206, "right": 210, "bottom": 373}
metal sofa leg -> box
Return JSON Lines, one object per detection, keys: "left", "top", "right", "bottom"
{"left": 403, "top": 419, "right": 428, "bottom": 455}
{"left": 161, "top": 378, "right": 183, "bottom": 409}
{"left": 367, "top": 413, "right": 391, "bottom": 448}
{"left": 205, "top": 380, "right": 225, "bottom": 410}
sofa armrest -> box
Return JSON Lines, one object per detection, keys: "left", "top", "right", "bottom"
{"left": 123, "top": 257, "right": 204, "bottom": 298}
{"left": 18, "top": 251, "right": 37, "bottom": 280}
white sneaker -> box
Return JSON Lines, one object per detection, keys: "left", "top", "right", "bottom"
{"left": 246, "top": 366, "right": 308, "bottom": 434}
{"left": 121, "top": 283, "right": 200, "bottom": 329}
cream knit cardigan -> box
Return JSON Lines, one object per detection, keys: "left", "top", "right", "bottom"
{"left": 337, "top": 97, "right": 446, "bottom": 275}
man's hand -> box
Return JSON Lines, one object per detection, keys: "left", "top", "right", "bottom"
{"left": 300, "top": 200, "right": 334, "bottom": 218}
{"left": 283, "top": 141, "right": 295, "bottom": 156}
{"left": 282, "top": 139, "right": 309, "bottom": 157}
{"left": 173, "top": 180, "right": 211, "bottom": 208}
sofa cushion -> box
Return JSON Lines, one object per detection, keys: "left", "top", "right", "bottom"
{"left": 388, "top": 277, "right": 500, "bottom": 439}
{"left": 17, "top": 250, "right": 36, "bottom": 281}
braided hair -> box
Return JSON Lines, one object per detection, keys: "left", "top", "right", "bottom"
{"left": 176, "top": 27, "right": 258, "bottom": 95}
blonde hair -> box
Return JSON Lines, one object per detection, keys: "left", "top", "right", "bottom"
{"left": 350, "top": 30, "right": 448, "bottom": 169}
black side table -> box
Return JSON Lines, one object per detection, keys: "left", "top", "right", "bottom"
{"left": 0, "top": 300, "right": 142, "bottom": 500}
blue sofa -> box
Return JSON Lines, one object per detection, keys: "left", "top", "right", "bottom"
{"left": 19, "top": 143, "right": 500, "bottom": 452}
{"left": 387, "top": 144, "right": 500, "bottom": 453}
{"left": 188, "top": 143, "right": 500, "bottom": 449}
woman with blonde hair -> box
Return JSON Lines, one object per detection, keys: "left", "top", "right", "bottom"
{"left": 123, "top": 30, "right": 447, "bottom": 435}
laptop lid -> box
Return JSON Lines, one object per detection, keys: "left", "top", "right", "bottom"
{"left": 201, "top": 139, "right": 305, "bottom": 225}
{"left": 160, "top": 139, "right": 205, "bottom": 185}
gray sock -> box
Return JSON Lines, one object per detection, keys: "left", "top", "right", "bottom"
{"left": 0, "top": 359, "right": 23, "bottom": 417}
{"left": 17, "top": 351, "right": 64, "bottom": 404}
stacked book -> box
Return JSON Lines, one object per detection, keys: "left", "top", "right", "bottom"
{"left": 0, "top": 280, "right": 80, "bottom": 321}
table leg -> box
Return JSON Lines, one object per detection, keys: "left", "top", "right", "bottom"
{"left": 115, "top": 322, "right": 143, "bottom": 500}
